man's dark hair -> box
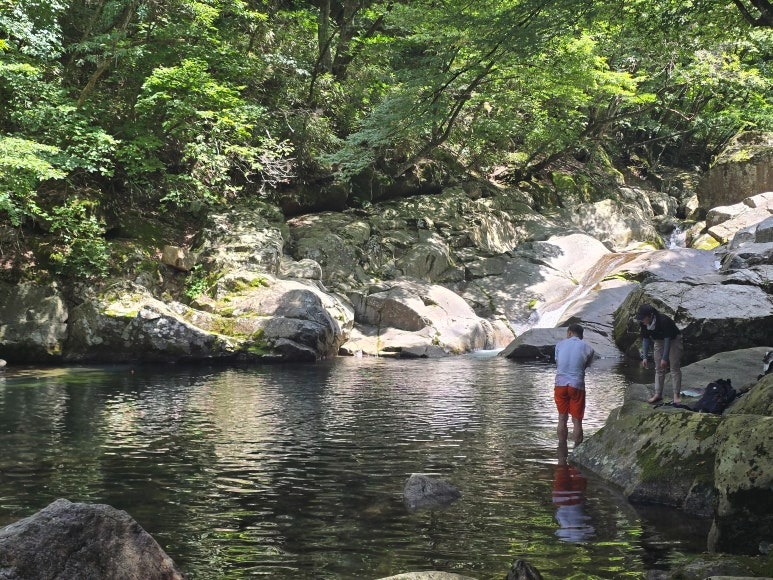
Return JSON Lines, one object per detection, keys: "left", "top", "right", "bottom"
{"left": 636, "top": 303, "right": 657, "bottom": 321}
{"left": 567, "top": 323, "right": 584, "bottom": 338}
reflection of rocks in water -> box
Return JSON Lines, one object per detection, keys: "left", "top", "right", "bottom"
{"left": 403, "top": 473, "right": 461, "bottom": 511}
{"left": 630, "top": 503, "right": 712, "bottom": 567}
{"left": 552, "top": 465, "right": 595, "bottom": 543}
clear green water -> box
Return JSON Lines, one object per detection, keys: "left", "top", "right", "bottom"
{"left": 0, "top": 354, "right": 710, "bottom": 579}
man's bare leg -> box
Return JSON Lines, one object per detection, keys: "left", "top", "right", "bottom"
{"left": 557, "top": 413, "right": 569, "bottom": 445}
{"left": 557, "top": 439, "right": 569, "bottom": 464}
{"left": 572, "top": 416, "right": 584, "bottom": 446}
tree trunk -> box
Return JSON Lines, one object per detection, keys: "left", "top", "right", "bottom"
{"left": 318, "top": 0, "right": 333, "bottom": 73}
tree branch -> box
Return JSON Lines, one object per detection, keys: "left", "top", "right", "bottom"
{"left": 731, "top": 0, "right": 773, "bottom": 27}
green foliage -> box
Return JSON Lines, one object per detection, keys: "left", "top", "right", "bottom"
{"left": 0, "top": 0, "right": 67, "bottom": 59}
{"left": 47, "top": 200, "right": 109, "bottom": 279}
{"left": 184, "top": 264, "right": 210, "bottom": 300}
{"left": 0, "top": 136, "right": 64, "bottom": 225}
{"left": 0, "top": 59, "right": 118, "bottom": 178}
{"left": 131, "top": 58, "right": 295, "bottom": 209}
{"left": 0, "top": 0, "right": 771, "bottom": 276}
{"left": 325, "top": 4, "right": 648, "bottom": 177}
{"left": 596, "top": 0, "right": 773, "bottom": 167}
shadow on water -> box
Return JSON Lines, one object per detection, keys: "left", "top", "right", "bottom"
{"left": 0, "top": 356, "right": 712, "bottom": 579}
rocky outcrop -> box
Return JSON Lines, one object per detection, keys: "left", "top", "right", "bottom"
{"left": 717, "top": 212, "right": 773, "bottom": 276}
{"left": 706, "top": 191, "right": 773, "bottom": 245}
{"left": 0, "top": 498, "right": 184, "bottom": 579}
{"left": 0, "top": 282, "right": 68, "bottom": 363}
{"left": 562, "top": 194, "right": 661, "bottom": 251}
{"left": 605, "top": 242, "right": 773, "bottom": 365}
{"left": 192, "top": 202, "right": 288, "bottom": 276}
{"left": 452, "top": 233, "right": 615, "bottom": 333}
{"left": 64, "top": 281, "right": 238, "bottom": 362}
{"left": 286, "top": 185, "right": 550, "bottom": 293}
{"left": 0, "top": 282, "right": 69, "bottom": 363}
{"left": 697, "top": 131, "right": 773, "bottom": 211}
{"left": 1, "top": 145, "right": 771, "bottom": 364}
{"left": 572, "top": 347, "right": 773, "bottom": 556}
{"left": 342, "top": 279, "right": 511, "bottom": 357}
{"left": 710, "top": 400, "right": 773, "bottom": 554}
{"left": 64, "top": 276, "right": 350, "bottom": 363}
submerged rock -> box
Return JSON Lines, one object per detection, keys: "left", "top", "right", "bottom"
{"left": 403, "top": 474, "right": 461, "bottom": 511}
{"left": 506, "top": 559, "right": 544, "bottom": 580}
{"left": 377, "top": 574, "right": 477, "bottom": 580}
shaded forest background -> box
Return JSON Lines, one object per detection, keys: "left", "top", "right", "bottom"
{"left": 1, "top": 0, "right": 772, "bottom": 281}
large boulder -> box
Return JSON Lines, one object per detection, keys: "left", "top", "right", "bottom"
{"left": 562, "top": 197, "right": 661, "bottom": 251}
{"left": 499, "top": 326, "right": 619, "bottom": 360}
{"left": 0, "top": 282, "right": 68, "bottom": 363}
{"left": 403, "top": 474, "right": 461, "bottom": 511}
{"left": 203, "top": 273, "right": 352, "bottom": 361}
{"left": 0, "top": 499, "right": 183, "bottom": 579}
{"left": 66, "top": 277, "right": 351, "bottom": 363}
{"left": 706, "top": 191, "right": 773, "bottom": 245}
{"left": 191, "top": 202, "right": 288, "bottom": 276}
{"left": 709, "top": 403, "right": 773, "bottom": 554}
{"left": 453, "top": 233, "right": 612, "bottom": 332}
{"left": 342, "top": 279, "right": 511, "bottom": 357}
{"left": 572, "top": 347, "right": 773, "bottom": 556}
{"left": 614, "top": 283, "right": 773, "bottom": 365}
{"left": 573, "top": 402, "right": 720, "bottom": 515}
{"left": 697, "top": 131, "right": 773, "bottom": 211}
{"left": 717, "top": 214, "right": 773, "bottom": 272}
{"left": 65, "top": 282, "right": 241, "bottom": 363}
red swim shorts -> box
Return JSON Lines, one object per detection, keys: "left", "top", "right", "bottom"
{"left": 554, "top": 386, "right": 586, "bottom": 419}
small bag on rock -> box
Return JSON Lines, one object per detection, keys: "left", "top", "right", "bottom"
{"left": 691, "top": 378, "right": 735, "bottom": 414}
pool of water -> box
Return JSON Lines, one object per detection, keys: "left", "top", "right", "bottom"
{"left": 0, "top": 354, "right": 710, "bottom": 578}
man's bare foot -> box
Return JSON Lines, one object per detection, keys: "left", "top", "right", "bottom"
{"left": 673, "top": 397, "right": 682, "bottom": 404}
{"left": 648, "top": 395, "right": 662, "bottom": 404}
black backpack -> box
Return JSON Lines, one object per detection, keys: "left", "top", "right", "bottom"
{"left": 692, "top": 378, "right": 735, "bottom": 414}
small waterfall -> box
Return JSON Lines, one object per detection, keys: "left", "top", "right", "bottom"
{"left": 667, "top": 226, "right": 686, "bottom": 249}
{"left": 531, "top": 252, "right": 640, "bottom": 330}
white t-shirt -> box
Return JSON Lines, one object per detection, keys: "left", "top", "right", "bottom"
{"left": 554, "top": 336, "right": 595, "bottom": 390}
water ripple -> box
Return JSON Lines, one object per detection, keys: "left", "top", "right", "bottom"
{"left": 0, "top": 357, "right": 711, "bottom": 579}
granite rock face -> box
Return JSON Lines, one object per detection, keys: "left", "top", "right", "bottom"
{"left": 697, "top": 132, "right": 773, "bottom": 211}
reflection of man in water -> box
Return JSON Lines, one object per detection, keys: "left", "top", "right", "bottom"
{"left": 552, "top": 457, "right": 595, "bottom": 543}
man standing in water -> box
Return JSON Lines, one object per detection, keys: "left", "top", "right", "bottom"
{"left": 554, "top": 323, "right": 595, "bottom": 450}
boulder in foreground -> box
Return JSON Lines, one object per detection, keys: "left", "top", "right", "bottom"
{"left": 0, "top": 498, "right": 184, "bottom": 580}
